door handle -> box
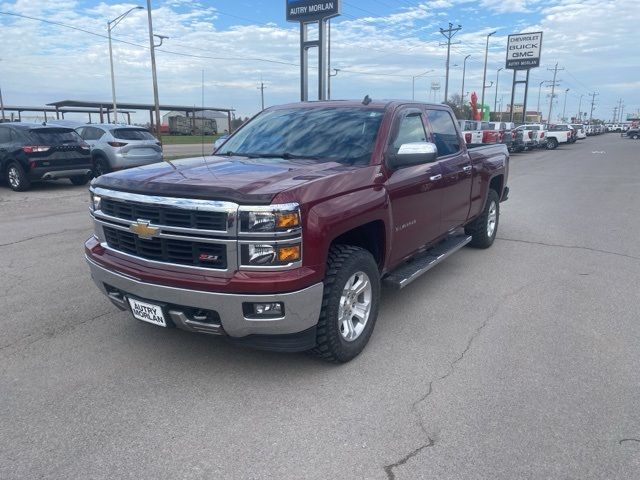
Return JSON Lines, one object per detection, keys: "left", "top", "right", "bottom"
{"left": 463, "top": 165, "right": 472, "bottom": 172}
{"left": 429, "top": 174, "right": 442, "bottom": 181}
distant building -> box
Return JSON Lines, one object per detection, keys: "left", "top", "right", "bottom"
{"left": 162, "top": 110, "right": 230, "bottom": 133}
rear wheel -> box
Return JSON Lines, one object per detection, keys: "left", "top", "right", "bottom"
{"left": 93, "top": 156, "right": 110, "bottom": 177}
{"left": 70, "top": 175, "right": 89, "bottom": 186}
{"left": 465, "top": 189, "right": 499, "bottom": 249}
{"left": 312, "top": 245, "right": 380, "bottom": 363}
{"left": 6, "top": 161, "right": 30, "bottom": 191}
{"left": 546, "top": 137, "right": 558, "bottom": 149}
{"left": 632, "top": 134, "right": 639, "bottom": 140}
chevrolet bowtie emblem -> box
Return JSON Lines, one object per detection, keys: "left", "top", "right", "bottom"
{"left": 129, "top": 220, "right": 159, "bottom": 240}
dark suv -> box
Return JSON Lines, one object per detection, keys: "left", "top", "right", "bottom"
{"left": 0, "top": 123, "right": 93, "bottom": 191}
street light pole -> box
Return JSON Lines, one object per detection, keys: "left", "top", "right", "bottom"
{"left": 461, "top": 54, "right": 470, "bottom": 108}
{"left": 494, "top": 67, "right": 503, "bottom": 113}
{"left": 481, "top": 31, "right": 496, "bottom": 110}
{"left": 537, "top": 80, "right": 548, "bottom": 118}
{"left": 146, "top": 0, "right": 165, "bottom": 140}
{"left": 411, "top": 70, "right": 434, "bottom": 101}
{"left": 562, "top": 88, "right": 569, "bottom": 122}
{"left": 107, "top": 6, "right": 143, "bottom": 124}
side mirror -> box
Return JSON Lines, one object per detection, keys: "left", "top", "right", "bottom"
{"left": 213, "top": 135, "right": 230, "bottom": 152}
{"left": 386, "top": 142, "right": 438, "bottom": 170}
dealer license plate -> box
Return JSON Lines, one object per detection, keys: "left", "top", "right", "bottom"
{"left": 128, "top": 298, "right": 167, "bottom": 327}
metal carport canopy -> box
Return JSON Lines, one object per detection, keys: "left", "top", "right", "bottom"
{"left": 46, "top": 100, "right": 235, "bottom": 132}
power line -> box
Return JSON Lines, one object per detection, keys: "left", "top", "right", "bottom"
{"left": 547, "top": 63, "right": 564, "bottom": 123}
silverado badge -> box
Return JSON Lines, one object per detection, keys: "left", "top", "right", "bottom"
{"left": 129, "top": 220, "right": 159, "bottom": 240}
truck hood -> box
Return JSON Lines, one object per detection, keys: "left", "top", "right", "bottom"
{"left": 92, "top": 155, "right": 360, "bottom": 205}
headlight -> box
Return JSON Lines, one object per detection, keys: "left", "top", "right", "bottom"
{"left": 239, "top": 204, "right": 301, "bottom": 233}
{"left": 89, "top": 191, "right": 101, "bottom": 212}
{"left": 241, "top": 243, "right": 301, "bottom": 267}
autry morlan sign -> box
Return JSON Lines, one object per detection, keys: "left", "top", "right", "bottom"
{"left": 286, "top": 0, "right": 341, "bottom": 22}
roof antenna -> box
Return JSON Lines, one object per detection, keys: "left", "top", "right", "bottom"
{"left": 362, "top": 95, "right": 372, "bottom": 105}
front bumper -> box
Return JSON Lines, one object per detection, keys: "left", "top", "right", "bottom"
{"left": 86, "top": 255, "right": 324, "bottom": 339}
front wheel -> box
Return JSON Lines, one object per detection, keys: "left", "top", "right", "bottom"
{"left": 546, "top": 138, "right": 558, "bottom": 149}
{"left": 632, "top": 134, "right": 639, "bottom": 140}
{"left": 465, "top": 189, "right": 500, "bottom": 249}
{"left": 312, "top": 245, "right": 380, "bottom": 363}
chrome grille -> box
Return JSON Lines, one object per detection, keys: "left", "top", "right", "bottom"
{"left": 102, "top": 226, "right": 227, "bottom": 269}
{"left": 101, "top": 198, "right": 227, "bottom": 231}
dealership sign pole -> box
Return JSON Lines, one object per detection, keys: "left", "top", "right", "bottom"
{"left": 506, "top": 32, "right": 542, "bottom": 123}
{"left": 287, "top": 0, "right": 341, "bottom": 101}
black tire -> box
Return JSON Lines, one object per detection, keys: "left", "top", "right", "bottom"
{"left": 6, "top": 161, "right": 30, "bottom": 191}
{"left": 633, "top": 134, "right": 639, "bottom": 140}
{"left": 465, "top": 189, "right": 500, "bottom": 249}
{"left": 312, "top": 245, "right": 381, "bottom": 363}
{"left": 93, "top": 156, "right": 110, "bottom": 177}
{"left": 70, "top": 175, "right": 89, "bottom": 186}
{"left": 546, "top": 137, "right": 558, "bottom": 149}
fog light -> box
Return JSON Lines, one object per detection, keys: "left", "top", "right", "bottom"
{"left": 255, "top": 303, "right": 283, "bottom": 315}
{"left": 243, "top": 302, "right": 285, "bottom": 318}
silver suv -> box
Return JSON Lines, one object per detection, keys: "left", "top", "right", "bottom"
{"left": 75, "top": 124, "right": 163, "bottom": 176}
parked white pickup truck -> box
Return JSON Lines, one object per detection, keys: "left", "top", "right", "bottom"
{"left": 546, "top": 124, "right": 575, "bottom": 149}
{"left": 458, "top": 120, "right": 483, "bottom": 145}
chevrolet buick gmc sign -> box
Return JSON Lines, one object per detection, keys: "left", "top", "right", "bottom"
{"left": 286, "top": 0, "right": 341, "bottom": 22}
{"left": 506, "top": 32, "right": 543, "bottom": 69}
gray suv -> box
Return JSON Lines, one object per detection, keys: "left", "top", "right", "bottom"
{"left": 75, "top": 124, "right": 163, "bottom": 176}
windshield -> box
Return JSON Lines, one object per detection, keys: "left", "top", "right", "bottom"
{"left": 29, "top": 128, "right": 82, "bottom": 144}
{"left": 113, "top": 128, "right": 156, "bottom": 141}
{"left": 218, "top": 107, "right": 385, "bottom": 165}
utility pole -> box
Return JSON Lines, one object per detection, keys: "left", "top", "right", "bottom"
{"left": 258, "top": 79, "right": 266, "bottom": 111}
{"left": 562, "top": 88, "right": 569, "bottom": 122}
{"left": 146, "top": 0, "right": 165, "bottom": 141}
{"left": 439, "top": 23, "right": 462, "bottom": 103}
{"left": 612, "top": 106, "right": 618, "bottom": 124}
{"left": 577, "top": 94, "right": 584, "bottom": 121}
{"left": 617, "top": 98, "right": 623, "bottom": 123}
{"left": 547, "top": 63, "right": 563, "bottom": 124}
{"left": 588, "top": 92, "right": 599, "bottom": 124}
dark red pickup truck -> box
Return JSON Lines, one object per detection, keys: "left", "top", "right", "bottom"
{"left": 85, "top": 100, "right": 509, "bottom": 362}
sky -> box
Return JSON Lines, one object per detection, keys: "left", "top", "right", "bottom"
{"left": 0, "top": 0, "right": 638, "bottom": 123}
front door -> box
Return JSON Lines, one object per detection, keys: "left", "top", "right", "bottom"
{"left": 384, "top": 107, "right": 444, "bottom": 266}
{"left": 425, "top": 108, "right": 473, "bottom": 232}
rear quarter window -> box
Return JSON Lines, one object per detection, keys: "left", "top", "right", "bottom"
{"left": 113, "top": 129, "right": 156, "bottom": 141}
{"left": 28, "top": 128, "right": 82, "bottom": 144}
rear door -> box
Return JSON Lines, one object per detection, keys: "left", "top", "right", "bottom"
{"left": 384, "top": 107, "right": 444, "bottom": 265}
{"left": 425, "top": 108, "right": 473, "bottom": 231}
{"left": 0, "top": 127, "right": 13, "bottom": 165}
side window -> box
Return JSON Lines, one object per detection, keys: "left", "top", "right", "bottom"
{"left": 0, "top": 127, "right": 11, "bottom": 144}
{"left": 84, "top": 127, "right": 103, "bottom": 141}
{"left": 76, "top": 128, "right": 85, "bottom": 139}
{"left": 426, "top": 109, "right": 462, "bottom": 157}
{"left": 391, "top": 112, "right": 427, "bottom": 152}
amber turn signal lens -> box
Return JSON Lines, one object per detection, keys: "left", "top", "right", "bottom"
{"left": 277, "top": 245, "right": 301, "bottom": 262}
{"left": 276, "top": 212, "right": 300, "bottom": 229}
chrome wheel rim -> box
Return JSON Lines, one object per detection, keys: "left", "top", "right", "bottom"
{"left": 487, "top": 201, "right": 497, "bottom": 238}
{"left": 8, "top": 167, "right": 20, "bottom": 188}
{"left": 338, "top": 271, "right": 372, "bottom": 342}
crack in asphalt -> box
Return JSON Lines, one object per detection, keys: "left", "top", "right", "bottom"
{"left": 619, "top": 438, "right": 640, "bottom": 445}
{"left": 497, "top": 237, "right": 640, "bottom": 262}
{"left": 0, "top": 227, "right": 90, "bottom": 247}
{"left": 383, "top": 283, "right": 531, "bottom": 479}
{"left": 0, "top": 311, "right": 112, "bottom": 356}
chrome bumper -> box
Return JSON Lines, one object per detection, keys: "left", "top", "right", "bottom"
{"left": 86, "top": 256, "right": 323, "bottom": 338}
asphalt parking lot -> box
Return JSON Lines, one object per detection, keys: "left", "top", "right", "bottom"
{"left": 1, "top": 135, "right": 639, "bottom": 479}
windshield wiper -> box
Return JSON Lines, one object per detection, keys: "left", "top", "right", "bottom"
{"left": 220, "top": 151, "right": 260, "bottom": 158}
{"left": 249, "top": 152, "right": 322, "bottom": 160}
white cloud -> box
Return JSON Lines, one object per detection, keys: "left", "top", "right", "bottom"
{"left": 0, "top": 0, "right": 637, "bottom": 121}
